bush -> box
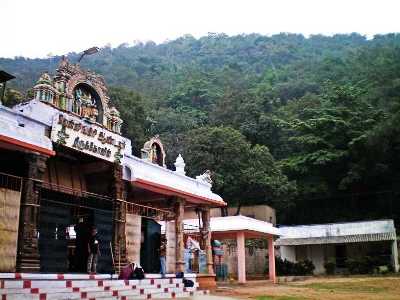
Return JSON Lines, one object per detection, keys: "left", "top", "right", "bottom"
{"left": 324, "top": 259, "right": 336, "bottom": 275}
{"left": 272, "top": 257, "right": 315, "bottom": 276}
{"left": 345, "top": 256, "right": 389, "bottom": 274}
{"left": 296, "top": 259, "right": 315, "bottom": 275}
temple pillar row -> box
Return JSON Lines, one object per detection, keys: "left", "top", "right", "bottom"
{"left": 201, "top": 208, "right": 214, "bottom": 274}
{"left": 16, "top": 153, "right": 48, "bottom": 272}
{"left": 175, "top": 198, "right": 185, "bottom": 272}
{"left": 112, "top": 163, "right": 127, "bottom": 273}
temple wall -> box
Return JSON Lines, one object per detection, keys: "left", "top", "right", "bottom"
{"left": 126, "top": 214, "right": 141, "bottom": 264}
{"left": 166, "top": 221, "right": 176, "bottom": 273}
{"left": 184, "top": 205, "right": 276, "bottom": 224}
{"left": 279, "top": 245, "right": 296, "bottom": 262}
{"left": 43, "top": 159, "right": 87, "bottom": 194}
{"left": 0, "top": 188, "right": 21, "bottom": 272}
{"left": 221, "top": 243, "right": 268, "bottom": 277}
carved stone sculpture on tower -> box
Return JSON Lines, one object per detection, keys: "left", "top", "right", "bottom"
{"left": 174, "top": 154, "right": 186, "bottom": 175}
{"left": 196, "top": 170, "right": 213, "bottom": 186}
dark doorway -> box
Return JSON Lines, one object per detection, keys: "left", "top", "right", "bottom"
{"left": 335, "top": 244, "right": 347, "bottom": 268}
{"left": 39, "top": 191, "right": 113, "bottom": 273}
{"left": 39, "top": 200, "right": 74, "bottom": 272}
{"left": 72, "top": 210, "right": 93, "bottom": 273}
{"left": 140, "top": 218, "right": 161, "bottom": 273}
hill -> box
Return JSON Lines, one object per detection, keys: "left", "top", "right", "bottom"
{"left": 2, "top": 33, "right": 400, "bottom": 226}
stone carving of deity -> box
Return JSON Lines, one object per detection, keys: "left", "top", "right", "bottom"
{"left": 149, "top": 144, "right": 158, "bottom": 164}
{"left": 75, "top": 87, "right": 98, "bottom": 122}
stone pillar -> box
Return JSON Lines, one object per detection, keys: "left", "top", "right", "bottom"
{"left": 392, "top": 239, "right": 399, "bottom": 273}
{"left": 125, "top": 214, "right": 141, "bottom": 264}
{"left": 111, "top": 163, "right": 127, "bottom": 273}
{"left": 236, "top": 231, "right": 246, "bottom": 283}
{"left": 166, "top": 220, "right": 177, "bottom": 273}
{"left": 175, "top": 199, "right": 185, "bottom": 272}
{"left": 268, "top": 236, "right": 276, "bottom": 283}
{"left": 201, "top": 208, "right": 214, "bottom": 274}
{"left": 16, "top": 153, "right": 47, "bottom": 272}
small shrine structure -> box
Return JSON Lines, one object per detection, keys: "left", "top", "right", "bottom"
{"left": 178, "top": 216, "right": 279, "bottom": 283}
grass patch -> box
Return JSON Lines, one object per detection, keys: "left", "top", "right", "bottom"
{"left": 305, "top": 282, "right": 387, "bottom": 293}
{"left": 256, "top": 296, "right": 309, "bottom": 300}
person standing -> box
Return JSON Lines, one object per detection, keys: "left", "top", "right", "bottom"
{"left": 159, "top": 236, "right": 167, "bottom": 278}
{"left": 74, "top": 217, "right": 89, "bottom": 272}
{"left": 87, "top": 226, "right": 100, "bottom": 274}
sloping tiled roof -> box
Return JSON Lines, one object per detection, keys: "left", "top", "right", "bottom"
{"left": 276, "top": 219, "right": 397, "bottom": 246}
{"left": 276, "top": 232, "right": 396, "bottom": 246}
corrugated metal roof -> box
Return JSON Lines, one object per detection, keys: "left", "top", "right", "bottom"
{"left": 276, "top": 232, "right": 397, "bottom": 246}
{"left": 278, "top": 219, "right": 396, "bottom": 239}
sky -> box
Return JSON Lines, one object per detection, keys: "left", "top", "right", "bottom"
{"left": 2, "top": 0, "right": 400, "bottom": 58}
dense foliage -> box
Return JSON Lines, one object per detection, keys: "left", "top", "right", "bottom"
{"left": 345, "top": 256, "right": 393, "bottom": 274}
{"left": 2, "top": 33, "right": 400, "bottom": 225}
{"left": 272, "top": 257, "right": 315, "bottom": 276}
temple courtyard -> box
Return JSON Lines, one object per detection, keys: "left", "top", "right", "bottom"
{"left": 207, "top": 276, "right": 400, "bottom": 300}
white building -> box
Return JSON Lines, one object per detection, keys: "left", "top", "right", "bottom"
{"left": 276, "top": 219, "right": 399, "bottom": 274}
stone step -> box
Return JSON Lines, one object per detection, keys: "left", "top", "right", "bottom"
{"left": 1, "top": 284, "right": 200, "bottom": 295}
{"left": 80, "top": 290, "right": 116, "bottom": 299}
{"left": 1, "top": 278, "right": 191, "bottom": 290}
{"left": 0, "top": 273, "right": 206, "bottom": 300}
{"left": 1, "top": 290, "right": 209, "bottom": 300}
{"left": 0, "top": 274, "right": 189, "bottom": 281}
{"left": 0, "top": 273, "right": 118, "bottom": 280}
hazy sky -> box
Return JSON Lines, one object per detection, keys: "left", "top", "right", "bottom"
{"left": 2, "top": 0, "right": 399, "bottom": 58}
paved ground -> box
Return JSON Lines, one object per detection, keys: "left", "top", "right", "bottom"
{"left": 209, "top": 276, "right": 400, "bottom": 300}
{"left": 190, "top": 296, "right": 239, "bottom": 300}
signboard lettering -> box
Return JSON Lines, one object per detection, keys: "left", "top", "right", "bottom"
{"left": 51, "top": 113, "right": 126, "bottom": 163}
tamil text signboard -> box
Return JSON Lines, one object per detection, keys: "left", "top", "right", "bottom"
{"left": 50, "top": 113, "right": 126, "bottom": 163}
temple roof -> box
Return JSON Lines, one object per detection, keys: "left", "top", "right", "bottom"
{"left": 0, "top": 70, "right": 15, "bottom": 83}
{"left": 0, "top": 104, "right": 54, "bottom": 156}
{"left": 122, "top": 154, "right": 225, "bottom": 206}
{"left": 36, "top": 72, "right": 52, "bottom": 85}
{"left": 160, "top": 215, "right": 279, "bottom": 236}
{"left": 276, "top": 219, "right": 397, "bottom": 246}
{"left": 2, "top": 99, "right": 224, "bottom": 206}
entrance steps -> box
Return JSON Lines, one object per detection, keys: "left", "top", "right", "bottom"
{"left": 0, "top": 273, "right": 209, "bottom": 300}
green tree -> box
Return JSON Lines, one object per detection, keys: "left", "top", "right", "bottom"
{"left": 2, "top": 88, "right": 24, "bottom": 107}
{"left": 183, "top": 126, "right": 296, "bottom": 211}
{"left": 109, "top": 86, "right": 147, "bottom": 155}
{"left": 279, "top": 83, "right": 383, "bottom": 197}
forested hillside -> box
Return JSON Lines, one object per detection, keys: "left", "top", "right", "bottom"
{"left": 2, "top": 33, "right": 400, "bottom": 226}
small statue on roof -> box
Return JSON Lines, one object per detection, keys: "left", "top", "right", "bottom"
{"left": 196, "top": 170, "right": 213, "bottom": 185}
{"left": 59, "top": 55, "right": 69, "bottom": 68}
{"left": 174, "top": 154, "right": 186, "bottom": 175}
{"left": 141, "top": 136, "right": 166, "bottom": 167}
